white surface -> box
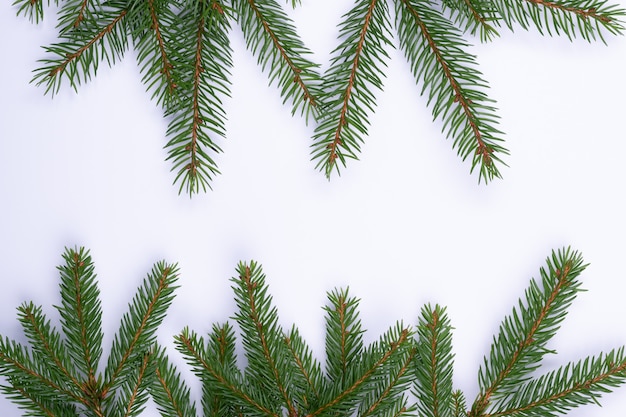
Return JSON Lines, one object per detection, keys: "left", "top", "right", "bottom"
{"left": 1, "top": 1, "right": 626, "bottom": 416}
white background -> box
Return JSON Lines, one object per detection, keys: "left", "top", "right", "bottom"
{"left": 1, "top": 1, "right": 626, "bottom": 416}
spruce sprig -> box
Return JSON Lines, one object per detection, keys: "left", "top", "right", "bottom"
{"left": 0, "top": 247, "right": 179, "bottom": 417}
{"left": 160, "top": 261, "right": 415, "bottom": 417}
{"left": 10, "top": 0, "right": 626, "bottom": 194}
{"left": 2, "top": 247, "right": 626, "bottom": 416}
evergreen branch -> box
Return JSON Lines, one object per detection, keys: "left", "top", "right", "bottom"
{"left": 491, "top": 0, "right": 626, "bottom": 41}
{"left": 16, "top": 302, "right": 81, "bottom": 394}
{"left": 56, "top": 246, "right": 103, "bottom": 388}
{"left": 32, "top": 3, "right": 129, "bottom": 95}
{"left": 284, "top": 326, "right": 324, "bottom": 407}
{"left": 103, "top": 261, "right": 179, "bottom": 394}
{"left": 323, "top": 287, "right": 364, "bottom": 389}
{"left": 175, "top": 328, "right": 278, "bottom": 416}
{"left": 131, "top": 0, "right": 179, "bottom": 107}
{"left": 312, "top": 325, "right": 412, "bottom": 416}
{"left": 441, "top": 0, "right": 501, "bottom": 41}
{"left": 202, "top": 323, "right": 241, "bottom": 417}
{"left": 0, "top": 337, "right": 83, "bottom": 406}
{"left": 469, "top": 247, "right": 587, "bottom": 416}
{"left": 231, "top": 261, "right": 298, "bottom": 416}
{"left": 486, "top": 347, "right": 626, "bottom": 416}
{"left": 311, "top": 0, "right": 393, "bottom": 177}
{"left": 358, "top": 323, "right": 417, "bottom": 417}
{"left": 151, "top": 345, "right": 197, "bottom": 417}
{"left": 164, "top": 0, "right": 233, "bottom": 195}
{"left": 12, "top": 0, "right": 45, "bottom": 23}
{"left": 0, "top": 248, "right": 176, "bottom": 416}
{"left": 452, "top": 389, "right": 468, "bottom": 417}
{"left": 394, "top": 0, "right": 508, "bottom": 183}
{"left": 0, "top": 378, "right": 79, "bottom": 417}
{"left": 233, "top": 0, "right": 320, "bottom": 120}
{"left": 109, "top": 349, "right": 154, "bottom": 417}
{"left": 414, "top": 304, "right": 455, "bottom": 417}
{"left": 56, "top": 0, "right": 95, "bottom": 33}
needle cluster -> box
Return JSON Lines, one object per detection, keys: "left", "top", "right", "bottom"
{"left": 11, "top": 0, "right": 626, "bottom": 195}
{"left": 1, "top": 247, "right": 625, "bottom": 416}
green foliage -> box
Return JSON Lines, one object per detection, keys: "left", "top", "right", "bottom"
{"left": 10, "top": 0, "right": 625, "bottom": 194}
{"left": 2, "top": 247, "right": 626, "bottom": 416}
{"left": 0, "top": 247, "right": 179, "bottom": 417}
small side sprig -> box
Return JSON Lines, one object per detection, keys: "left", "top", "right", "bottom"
{"left": 0, "top": 247, "right": 179, "bottom": 417}
{"left": 468, "top": 247, "right": 626, "bottom": 417}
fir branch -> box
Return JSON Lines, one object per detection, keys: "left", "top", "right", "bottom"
{"left": 486, "top": 348, "right": 626, "bottom": 417}
{"left": 233, "top": 0, "right": 321, "bottom": 120}
{"left": 394, "top": 0, "right": 508, "bottom": 183}
{"left": 284, "top": 326, "right": 324, "bottom": 407}
{"left": 357, "top": 323, "right": 417, "bottom": 417}
{"left": 491, "top": 0, "right": 626, "bottom": 41}
{"left": 12, "top": 0, "right": 45, "bottom": 24}
{"left": 312, "top": 323, "right": 412, "bottom": 417}
{"left": 469, "top": 247, "right": 587, "bottom": 416}
{"left": 150, "top": 345, "right": 197, "bottom": 417}
{"left": 103, "top": 261, "right": 179, "bottom": 397}
{"left": 164, "top": 0, "right": 233, "bottom": 195}
{"left": 311, "top": 0, "right": 394, "bottom": 177}
{"left": 32, "top": 1, "right": 130, "bottom": 95}
{"left": 16, "top": 302, "right": 79, "bottom": 393}
{"left": 323, "top": 287, "right": 365, "bottom": 389}
{"left": 414, "top": 304, "right": 455, "bottom": 417}
{"left": 0, "top": 247, "right": 179, "bottom": 417}
{"left": 131, "top": 0, "right": 180, "bottom": 108}
{"left": 452, "top": 389, "right": 468, "bottom": 417}
{"left": 4, "top": 249, "right": 626, "bottom": 417}
{"left": 0, "top": 336, "right": 83, "bottom": 406}
{"left": 11, "top": 0, "right": 626, "bottom": 193}
{"left": 441, "top": 0, "right": 501, "bottom": 41}
{"left": 56, "top": 247, "right": 103, "bottom": 389}
{"left": 201, "top": 323, "right": 242, "bottom": 417}
{"left": 175, "top": 327, "right": 276, "bottom": 416}
{"left": 231, "top": 261, "right": 298, "bottom": 415}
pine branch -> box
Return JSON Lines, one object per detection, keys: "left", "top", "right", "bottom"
{"left": 486, "top": 348, "right": 626, "bottom": 416}
{"left": 395, "top": 0, "right": 508, "bottom": 183}
{"left": 0, "top": 247, "right": 179, "bottom": 417}
{"left": 102, "top": 261, "right": 179, "bottom": 398}
{"left": 283, "top": 326, "right": 324, "bottom": 408}
{"left": 234, "top": 0, "right": 320, "bottom": 120}
{"left": 452, "top": 389, "right": 468, "bottom": 417}
{"left": 491, "top": 0, "right": 626, "bottom": 41}
{"left": 164, "top": 0, "right": 233, "bottom": 195}
{"left": 441, "top": 0, "right": 501, "bottom": 41}
{"left": 357, "top": 323, "right": 417, "bottom": 417}
{"left": 131, "top": 0, "right": 180, "bottom": 108}
{"left": 230, "top": 261, "right": 298, "bottom": 415}
{"left": 56, "top": 247, "right": 103, "bottom": 389}
{"left": 12, "top": 0, "right": 626, "bottom": 193}
{"left": 150, "top": 345, "right": 198, "bottom": 417}
{"left": 12, "top": 0, "right": 45, "bottom": 23}
{"left": 175, "top": 327, "right": 273, "bottom": 416}
{"left": 414, "top": 304, "right": 456, "bottom": 417}
{"left": 311, "top": 0, "right": 394, "bottom": 177}
{"left": 3, "top": 248, "right": 626, "bottom": 417}
{"left": 323, "top": 287, "right": 365, "bottom": 390}
{"left": 469, "top": 247, "right": 587, "bottom": 416}
{"left": 201, "top": 323, "right": 241, "bottom": 417}
{"left": 32, "top": 0, "right": 130, "bottom": 95}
